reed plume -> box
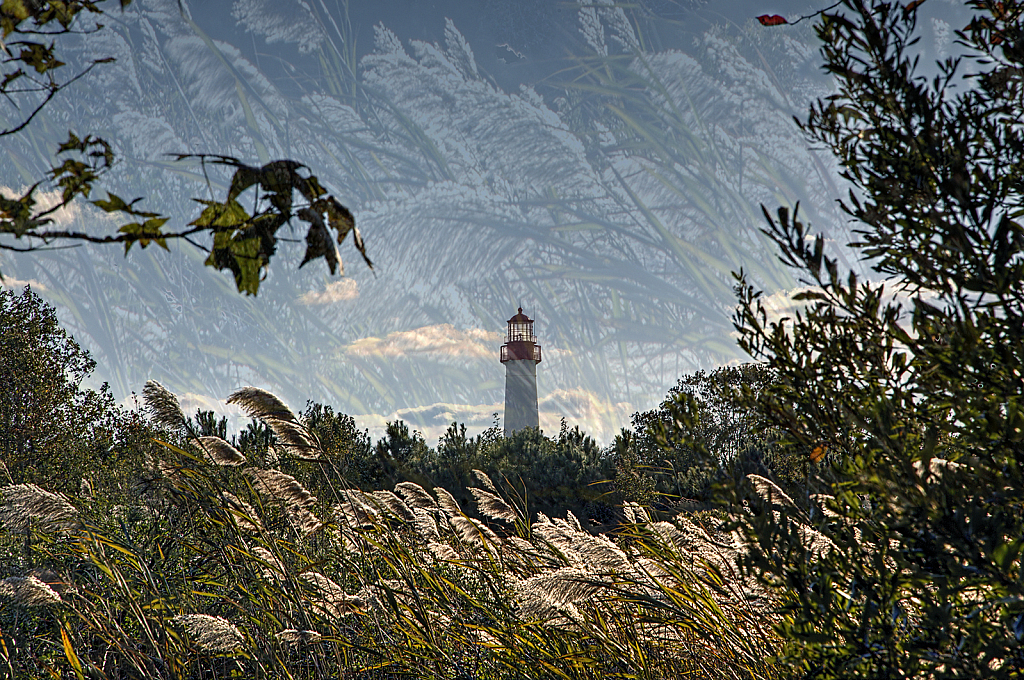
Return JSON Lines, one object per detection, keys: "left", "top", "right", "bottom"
{"left": 169, "top": 614, "right": 245, "bottom": 654}
{"left": 227, "top": 387, "right": 321, "bottom": 457}
{"left": 192, "top": 436, "right": 246, "bottom": 466}
{"left": 470, "top": 469, "right": 499, "bottom": 494}
{"left": 275, "top": 629, "right": 322, "bottom": 647}
{"left": 412, "top": 508, "right": 440, "bottom": 542}
{"left": 371, "top": 490, "right": 416, "bottom": 522}
{"left": 301, "top": 572, "right": 364, "bottom": 618}
{"left": 433, "top": 487, "right": 461, "bottom": 515}
{"left": 395, "top": 482, "right": 437, "bottom": 510}
{"left": 0, "top": 576, "right": 62, "bottom": 606}
{"left": 250, "top": 546, "right": 285, "bottom": 581}
{"left": 142, "top": 380, "right": 186, "bottom": 431}
{"left": 246, "top": 469, "right": 317, "bottom": 509}
{"left": 220, "top": 493, "right": 263, "bottom": 532}
{"left": 0, "top": 483, "right": 78, "bottom": 532}
{"left": 468, "top": 487, "right": 517, "bottom": 522}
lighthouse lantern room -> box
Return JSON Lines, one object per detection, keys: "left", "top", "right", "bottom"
{"left": 500, "top": 308, "right": 542, "bottom": 436}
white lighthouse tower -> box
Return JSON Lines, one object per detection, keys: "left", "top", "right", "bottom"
{"left": 500, "top": 308, "right": 542, "bottom": 436}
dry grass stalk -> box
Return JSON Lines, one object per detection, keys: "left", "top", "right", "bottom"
{"left": 246, "top": 469, "right": 317, "bottom": 509}
{"left": 468, "top": 487, "right": 517, "bottom": 522}
{"left": 143, "top": 380, "right": 186, "bottom": 431}
{"left": 0, "top": 483, "right": 78, "bottom": 532}
{"left": 192, "top": 436, "right": 246, "bottom": 466}
{"left": 0, "top": 576, "right": 62, "bottom": 606}
{"left": 395, "top": 482, "right": 437, "bottom": 510}
{"left": 169, "top": 614, "right": 245, "bottom": 654}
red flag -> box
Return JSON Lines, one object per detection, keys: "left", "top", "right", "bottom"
{"left": 757, "top": 14, "right": 788, "bottom": 26}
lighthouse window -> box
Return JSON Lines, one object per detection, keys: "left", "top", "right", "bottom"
{"left": 509, "top": 322, "right": 533, "bottom": 342}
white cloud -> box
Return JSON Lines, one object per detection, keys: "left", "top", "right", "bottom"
{"left": 345, "top": 324, "right": 501, "bottom": 360}
{"left": 298, "top": 278, "right": 359, "bottom": 305}
{"left": 0, "top": 275, "right": 47, "bottom": 292}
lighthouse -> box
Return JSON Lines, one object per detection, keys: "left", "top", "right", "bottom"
{"left": 500, "top": 307, "right": 542, "bottom": 436}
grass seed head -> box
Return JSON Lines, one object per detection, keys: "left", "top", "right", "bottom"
{"left": 246, "top": 469, "right": 317, "bottom": 509}
{"left": 469, "top": 487, "right": 517, "bottom": 522}
{"left": 395, "top": 482, "right": 437, "bottom": 510}
{"left": 192, "top": 436, "right": 246, "bottom": 466}
{"left": 276, "top": 629, "right": 322, "bottom": 647}
{"left": 0, "top": 576, "right": 62, "bottom": 606}
{"left": 143, "top": 380, "right": 186, "bottom": 431}
{"left": 747, "top": 474, "right": 797, "bottom": 509}
{"left": 169, "top": 614, "right": 245, "bottom": 654}
{"left": 433, "top": 487, "right": 461, "bottom": 515}
{"left": 0, "top": 484, "right": 78, "bottom": 532}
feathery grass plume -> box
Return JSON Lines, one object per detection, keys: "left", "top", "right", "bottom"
{"left": 649, "top": 521, "right": 688, "bottom": 551}
{"left": 747, "top": 474, "right": 798, "bottom": 509}
{"left": 0, "top": 460, "right": 10, "bottom": 484}
{"left": 286, "top": 505, "right": 323, "bottom": 536}
{"left": 227, "top": 386, "right": 299, "bottom": 422}
{"left": 227, "top": 387, "right": 321, "bottom": 456}
{"left": 192, "top": 436, "right": 246, "bottom": 466}
{"left": 0, "top": 576, "right": 62, "bottom": 606}
{"left": 395, "top": 482, "right": 437, "bottom": 510}
{"left": 622, "top": 501, "right": 651, "bottom": 524}
{"left": 79, "top": 477, "right": 93, "bottom": 499}
{"left": 143, "top": 380, "right": 186, "bottom": 431}
{"left": 169, "top": 614, "right": 245, "bottom": 654}
{"left": 334, "top": 492, "right": 378, "bottom": 528}
{"left": 574, "top": 533, "right": 631, "bottom": 574}
{"left": 450, "top": 515, "right": 499, "bottom": 547}
{"left": 220, "top": 492, "right": 263, "bottom": 532}
{"left": 427, "top": 542, "right": 459, "bottom": 561}
{"left": 412, "top": 508, "right": 440, "bottom": 542}
{"left": 251, "top": 546, "right": 285, "bottom": 581}
{"left": 468, "top": 487, "right": 517, "bottom": 522}
{"left": 275, "top": 629, "right": 322, "bottom": 648}
{"left": 28, "top": 568, "right": 72, "bottom": 597}
{"left": 246, "top": 469, "right": 317, "bottom": 509}
{"left": 470, "top": 469, "right": 499, "bottom": 494}
{"left": 0, "top": 484, "right": 78, "bottom": 532}
{"left": 301, "top": 572, "right": 364, "bottom": 618}
{"left": 515, "top": 567, "right": 601, "bottom": 620}
{"left": 433, "top": 487, "right": 461, "bottom": 515}
{"left": 371, "top": 490, "right": 416, "bottom": 522}
{"left": 533, "top": 515, "right": 584, "bottom": 564}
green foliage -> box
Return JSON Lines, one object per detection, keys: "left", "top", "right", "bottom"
{"left": 625, "top": 364, "right": 803, "bottom": 505}
{"left": 726, "top": 1, "right": 1024, "bottom": 677}
{"left": 0, "top": 286, "right": 152, "bottom": 493}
